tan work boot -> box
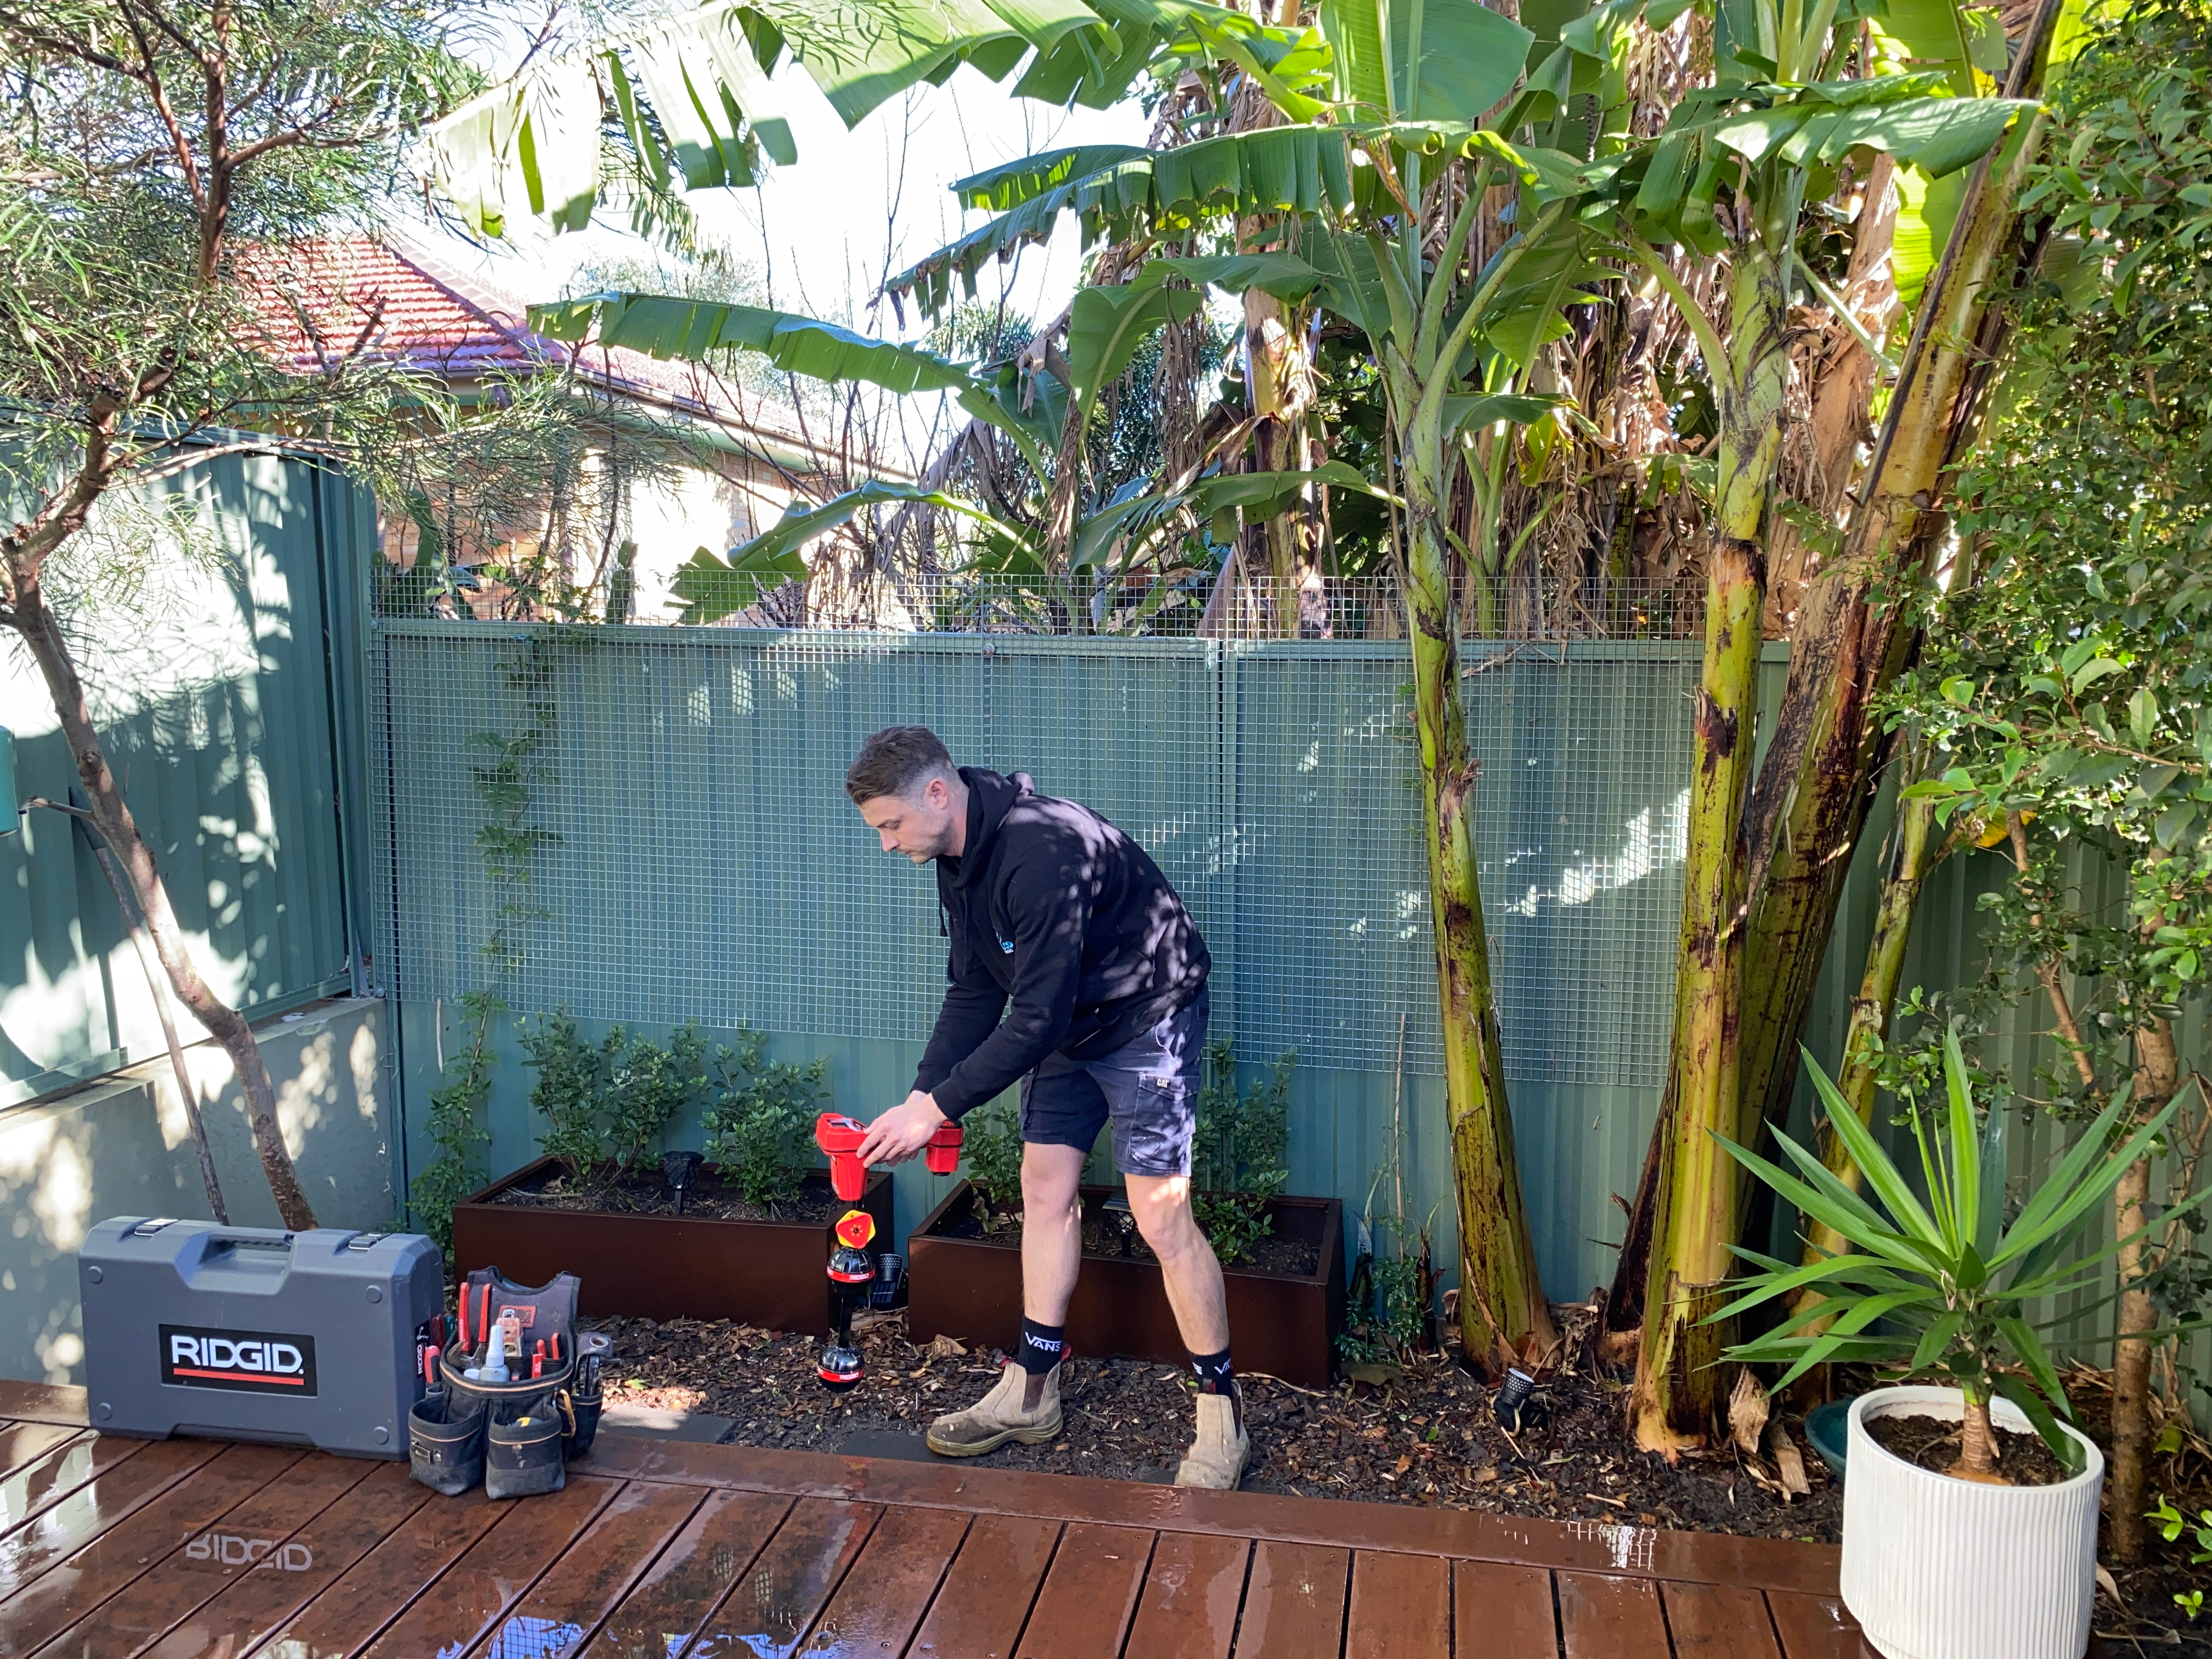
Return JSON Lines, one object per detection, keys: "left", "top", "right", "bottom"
{"left": 1173, "top": 1387, "right": 1249, "bottom": 1489}
{"left": 925, "top": 1362, "right": 1063, "bottom": 1457}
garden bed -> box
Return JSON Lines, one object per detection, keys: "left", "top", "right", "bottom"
{"left": 453, "top": 1155, "right": 891, "bottom": 1335}
{"left": 907, "top": 1180, "right": 1342, "bottom": 1388}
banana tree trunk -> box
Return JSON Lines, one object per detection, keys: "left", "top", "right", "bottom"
{"left": 1400, "top": 399, "right": 1556, "bottom": 1378}
{"left": 1246, "top": 289, "right": 1313, "bottom": 638}
{"left": 1630, "top": 236, "right": 1789, "bottom": 1454}
{"left": 1609, "top": 30, "right": 2063, "bottom": 1356}
{"left": 1730, "top": 14, "right": 2065, "bottom": 1192}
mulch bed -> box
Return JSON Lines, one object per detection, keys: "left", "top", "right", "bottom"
{"left": 576, "top": 1301, "right": 1842, "bottom": 1544}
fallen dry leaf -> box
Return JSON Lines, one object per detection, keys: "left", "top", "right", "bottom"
{"left": 927, "top": 1334, "right": 968, "bottom": 1359}
{"left": 1765, "top": 1419, "right": 1810, "bottom": 1499}
{"left": 1728, "top": 1368, "right": 1770, "bottom": 1458}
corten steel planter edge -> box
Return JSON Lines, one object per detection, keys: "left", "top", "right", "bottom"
{"left": 906, "top": 1182, "right": 1345, "bottom": 1388}
{"left": 452, "top": 1155, "right": 892, "bottom": 1337}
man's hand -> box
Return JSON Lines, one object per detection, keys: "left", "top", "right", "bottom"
{"left": 857, "top": 1092, "right": 949, "bottom": 1167}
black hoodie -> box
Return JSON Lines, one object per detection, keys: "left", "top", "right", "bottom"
{"left": 913, "top": 768, "right": 1211, "bottom": 1119}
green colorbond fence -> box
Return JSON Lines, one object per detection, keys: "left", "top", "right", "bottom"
{"left": 1, "top": 452, "right": 375, "bottom": 1105}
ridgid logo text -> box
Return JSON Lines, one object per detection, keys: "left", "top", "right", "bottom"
{"left": 159, "top": 1323, "right": 319, "bottom": 1396}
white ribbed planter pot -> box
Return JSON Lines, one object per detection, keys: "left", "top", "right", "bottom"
{"left": 1841, "top": 1385, "right": 2103, "bottom": 1659}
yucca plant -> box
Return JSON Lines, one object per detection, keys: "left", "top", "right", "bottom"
{"left": 1708, "top": 1026, "right": 2205, "bottom": 1483}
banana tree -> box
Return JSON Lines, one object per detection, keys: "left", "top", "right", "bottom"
{"left": 1524, "top": 0, "right": 2036, "bottom": 1451}
{"left": 535, "top": 285, "right": 1381, "bottom": 628}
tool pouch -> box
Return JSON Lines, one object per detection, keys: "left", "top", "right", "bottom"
{"left": 566, "top": 1379, "right": 603, "bottom": 1459}
{"left": 485, "top": 1391, "right": 569, "bottom": 1500}
{"left": 425, "top": 1265, "right": 585, "bottom": 1498}
{"left": 406, "top": 1389, "right": 484, "bottom": 1496}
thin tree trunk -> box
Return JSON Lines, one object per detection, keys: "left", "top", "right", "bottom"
{"left": 11, "top": 571, "right": 317, "bottom": 1230}
{"left": 1790, "top": 783, "right": 1945, "bottom": 1336}
{"left": 1630, "top": 233, "right": 1789, "bottom": 1454}
{"left": 2114, "top": 953, "right": 2181, "bottom": 1561}
{"left": 80, "top": 803, "right": 230, "bottom": 1223}
{"left": 1957, "top": 1387, "right": 2005, "bottom": 1482}
{"left": 1401, "top": 414, "right": 1556, "bottom": 1379}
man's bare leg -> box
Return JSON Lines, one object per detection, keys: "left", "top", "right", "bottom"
{"left": 925, "top": 1140, "right": 1085, "bottom": 1458}
{"left": 1020, "top": 1142, "right": 1086, "bottom": 1324}
{"left": 1124, "top": 1172, "right": 1229, "bottom": 1353}
{"left": 1126, "top": 1170, "right": 1243, "bottom": 1487}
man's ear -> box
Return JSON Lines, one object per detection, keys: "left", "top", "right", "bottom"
{"left": 924, "top": 775, "right": 948, "bottom": 809}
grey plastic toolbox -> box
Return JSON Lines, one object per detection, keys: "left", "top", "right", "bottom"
{"left": 79, "top": 1217, "right": 444, "bottom": 1458}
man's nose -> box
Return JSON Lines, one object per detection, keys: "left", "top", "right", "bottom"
{"left": 879, "top": 830, "right": 897, "bottom": 853}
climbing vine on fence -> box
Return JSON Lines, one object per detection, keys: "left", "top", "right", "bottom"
{"left": 409, "top": 636, "right": 564, "bottom": 1250}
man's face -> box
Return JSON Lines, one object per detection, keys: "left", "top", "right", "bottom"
{"left": 859, "top": 777, "right": 956, "bottom": 864}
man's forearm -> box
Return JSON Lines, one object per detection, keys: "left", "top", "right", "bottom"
{"left": 914, "top": 984, "right": 1006, "bottom": 1105}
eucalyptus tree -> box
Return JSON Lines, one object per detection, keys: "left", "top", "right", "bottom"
{"left": 0, "top": 0, "right": 489, "bottom": 1227}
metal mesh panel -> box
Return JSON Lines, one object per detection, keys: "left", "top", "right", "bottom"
{"left": 1226, "top": 642, "right": 1697, "bottom": 1081}
{"left": 366, "top": 620, "right": 1697, "bottom": 1083}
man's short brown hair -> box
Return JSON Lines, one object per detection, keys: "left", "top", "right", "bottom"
{"left": 846, "top": 726, "right": 956, "bottom": 804}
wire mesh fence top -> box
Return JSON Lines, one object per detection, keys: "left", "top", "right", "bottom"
{"left": 383, "top": 561, "right": 1705, "bottom": 644}
{"left": 365, "top": 622, "right": 1699, "bottom": 1085}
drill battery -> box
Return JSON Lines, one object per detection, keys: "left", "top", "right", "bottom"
{"left": 79, "top": 1217, "right": 443, "bottom": 1459}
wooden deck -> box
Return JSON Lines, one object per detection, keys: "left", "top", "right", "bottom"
{"left": 0, "top": 1379, "right": 1886, "bottom": 1658}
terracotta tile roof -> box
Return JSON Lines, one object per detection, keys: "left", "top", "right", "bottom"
{"left": 244, "top": 235, "right": 827, "bottom": 461}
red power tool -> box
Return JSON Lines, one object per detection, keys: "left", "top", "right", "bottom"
{"left": 814, "top": 1111, "right": 964, "bottom": 1200}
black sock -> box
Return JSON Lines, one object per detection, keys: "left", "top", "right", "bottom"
{"left": 1018, "top": 1318, "right": 1065, "bottom": 1375}
{"left": 1190, "top": 1346, "right": 1235, "bottom": 1395}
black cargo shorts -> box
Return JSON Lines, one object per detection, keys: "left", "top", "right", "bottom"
{"left": 1017, "top": 989, "right": 1209, "bottom": 1177}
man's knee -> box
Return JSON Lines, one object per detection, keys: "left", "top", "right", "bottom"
{"left": 1127, "top": 1176, "right": 1206, "bottom": 1259}
{"left": 1020, "top": 1146, "right": 1083, "bottom": 1216}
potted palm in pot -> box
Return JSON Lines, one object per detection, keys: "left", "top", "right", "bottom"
{"left": 1711, "top": 1028, "right": 2205, "bottom": 1659}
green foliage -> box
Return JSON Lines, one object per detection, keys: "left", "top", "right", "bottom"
{"left": 2148, "top": 1493, "right": 2212, "bottom": 1564}
{"left": 1338, "top": 1241, "right": 1436, "bottom": 1367}
{"left": 1192, "top": 1044, "right": 1293, "bottom": 1267}
{"left": 521, "top": 1014, "right": 711, "bottom": 1176}
{"left": 701, "top": 1029, "right": 830, "bottom": 1209}
{"left": 1716, "top": 1029, "right": 2211, "bottom": 1470}
{"left": 960, "top": 1100, "right": 1026, "bottom": 1231}
{"left": 408, "top": 990, "right": 505, "bottom": 1255}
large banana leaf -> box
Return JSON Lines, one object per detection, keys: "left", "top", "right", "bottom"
{"left": 528, "top": 292, "right": 1049, "bottom": 471}
{"left": 427, "top": 58, "right": 602, "bottom": 238}
{"left": 951, "top": 143, "right": 1154, "bottom": 210}
{"left": 1065, "top": 275, "right": 1209, "bottom": 407}
{"left": 881, "top": 184, "right": 1088, "bottom": 320}
{"left": 745, "top": 0, "right": 1105, "bottom": 127}
{"left": 673, "top": 482, "right": 1028, "bottom": 623}
{"left": 429, "top": 0, "right": 1132, "bottom": 237}
{"left": 1317, "top": 0, "right": 1532, "bottom": 124}
{"left": 1149, "top": 253, "right": 1328, "bottom": 301}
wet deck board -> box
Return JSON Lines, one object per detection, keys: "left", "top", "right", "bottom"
{"left": 0, "top": 1383, "right": 1895, "bottom": 1658}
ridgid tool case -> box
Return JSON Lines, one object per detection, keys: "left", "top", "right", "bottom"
{"left": 409, "top": 1265, "right": 605, "bottom": 1499}
{"left": 78, "top": 1218, "right": 443, "bottom": 1458}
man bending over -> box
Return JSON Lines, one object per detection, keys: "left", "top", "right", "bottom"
{"left": 848, "top": 726, "right": 1244, "bottom": 1488}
